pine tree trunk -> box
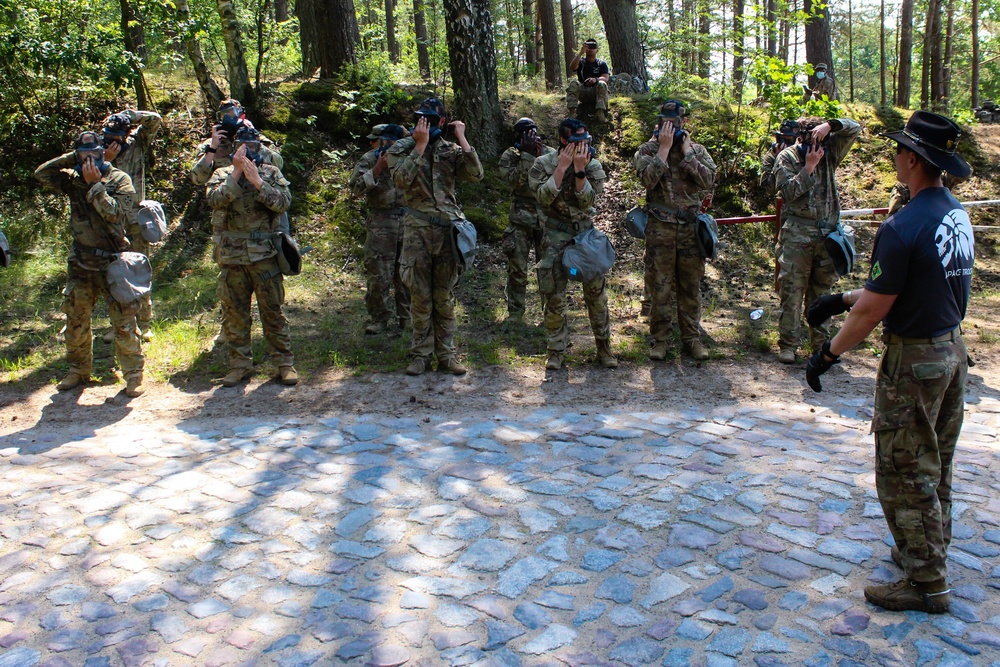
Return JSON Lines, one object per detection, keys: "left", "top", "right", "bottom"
{"left": 538, "top": 0, "right": 561, "bottom": 88}
{"left": 216, "top": 0, "right": 256, "bottom": 110}
{"left": 275, "top": 0, "right": 288, "bottom": 21}
{"left": 920, "top": 2, "right": 930, "bottom": 109}
{"left": 697, "top": 0, "right": 710, "bottom": 78}
{"left": 942, "top": 0, "right": 954, "bottom": 104}
{"left": 848, "top": 0, "right": 854, "bottom": 102}
{"left": 386, "top": 0, "right": 400, "bottom": 62}
{"left": 413, "top": 0, "right": 431, "bottom": 79}
{"left": 296, "top": 0, "right": 321, "bottom": 75}
{"left": 766, "top": 0, "right": 776, "bottom": 57}
{"left": 971, "top": 0, "right": 979, "bottom": 108}
{"left": 442, "top": 0, "right": 505, "bottom": 157}
{"left": 177, "top": 0, "right": 224, "bottom": 111}
{"left": 595, "top": 0, "right": 648, "bottom": 79}
{"left": 732, "top": 0, "right": 744, "bottom": 101}
{"left": 119, "top": 0, "right": 151, "bottom": 109}
{"left": 879, "top": 0, "right": 886, "bottom": 107}
{"left": 896, "top": 0, "right": 913, "bottom": 106}
{"left": 522, "top": 0, "right": 537, "bottom": 68}
{"left": 927, "top": 0, "right": 943, "bottom": 110}
{"left": 803, "top": 0, "right": 834, "bottom": 98}
{"left": 560, "top": 0, "right": 576, "bottom": 75}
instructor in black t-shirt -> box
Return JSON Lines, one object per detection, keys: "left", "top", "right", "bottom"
{"left": 804, "top": 111, "right": 974, "bottom": 615}
{"left": 567, "top": 39, "right": 611, "bottom": 123}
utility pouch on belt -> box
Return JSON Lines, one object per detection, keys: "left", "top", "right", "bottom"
{"left": 562, "top": 227, "right": 616, "bottom": 282}
{"left": 624, "top": 207, "right": 647, "bottom": 239}
{"left": 106, "top": 251, "right": 152, "bottom": 304}
{"left": 695, "top": 213, "right": 720, "bottom": 260}
{"left": 274, "top": 232, "right": 302, "bottom": 276}
{"left": 453, "top": 220, "right": 478, "bottom": 269}
{"left": 824, "top": 223, "right": 856, "bottom": 276}
{"left": 137, "top": 200, "right": 168, "bottom": 243}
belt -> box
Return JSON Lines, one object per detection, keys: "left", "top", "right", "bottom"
{"left": 785, "top": 214, "right": 836, "bottom": 233}
{"left": 405, "top": 208, "right": 455, "bottom": 227}
{"left": 544, "top": 216, "right": 580, "bottom": 233}
{"left": 73, "top": 243, "right": 118, "bottom": 258}
{"left": 881, "top": 328, "right": 960, "bottom": 346}
{"left": 372, "top": 207, "right": 405, "bottom": 216}
{"left": 223, "top": 231, "right": 276, "bottom": 240}
{"left": 648, "top": 202, "right": 696, "bottom": 224}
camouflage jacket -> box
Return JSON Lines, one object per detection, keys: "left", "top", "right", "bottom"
{"left": 348, "top": 148, "right": 403, "bottom": 211}
{"left": 110, "top": 109, "right": 162, "bottom": 207}
{"left": 206, "top": 164, "right": 291, "bottom": 265}
{"left": 634, "top": 140, "right": 715, "bottom": 219}
{"left": 498, "top": 145, "right": 554, "bottom": 227}
{"left": 774, "top": 118, "right": 861, "bottom": 230}
{"left": 812, "top": 76, "right": 836, "bottom": 100}
{"left": 386, "top": 137, "right": 484, "bottom": 224}
{"left": 190, "top": 134, "right": 283, "bottom": 186}
{"left": 760, "top": 149, "right": 778, "bottom": 197}
{"left": 34, "top": 153, "right": 135, "bottom": 271}
{"left": 528, "top": 148, "right": 606, "bottom": 235}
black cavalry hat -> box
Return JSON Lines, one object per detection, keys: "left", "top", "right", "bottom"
{"left": 883, "top": 110, "right": 971, "bottom": 178}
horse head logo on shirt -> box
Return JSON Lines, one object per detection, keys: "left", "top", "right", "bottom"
{"left": 935, "top": 208, "right": 974, "bottom": 270}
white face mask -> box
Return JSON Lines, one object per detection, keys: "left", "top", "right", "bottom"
{"left": 816, "top": 71, "right": 826, "bottom": 80}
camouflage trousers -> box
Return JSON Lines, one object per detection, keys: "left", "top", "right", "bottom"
{"left": 873, "top": 333, "right": 967, "bottom": 584}
{"left": 502, "top": 222, "right": 544, "bottom": 317}
{"left": 776, "top": 222, "right": 840, "bottom": 351}
{"left": 538, "top": 233, "right": 611, "bottom": 352}
{"left": 566, "top": 79, "right": 609, "bottom": 111}
{"left": 645, "top": 218, "right": 705, "bottom": 343}
{"left": 127, "top": 222, "right": 154, "bottom": 330}
{"left": 364, "top": 211, "right": 410, "bottom": 325}
{"left": 399, "top": 223, "right": 460, "bottom": 362}
{"left": 61, "top": 264, "right": 143, "bottom": 379}
{"left": 219, "top": 259, "right": 294, "bottom": 370}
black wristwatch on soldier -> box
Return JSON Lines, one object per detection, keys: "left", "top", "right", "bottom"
{"left": 574, "top": 170, "right": 586, "bottom": 179}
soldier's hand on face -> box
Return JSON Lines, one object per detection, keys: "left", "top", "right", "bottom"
{"left": 810, "top": 122, "right": 831, "bottom": 144}
{"left": 374, "top": 152, "right": 389, "bottom": 174}
{"left": 231, "top": 144, "right": 246, "bottom": 180}
{"left": 804, "top": 142, "right": 825, "bottom": 171}
{"left": 210, "top": 125, "right": 226, "bottom": 149}
{"left": 241, "top": 155, "right": 262, "bottom": 189}
{"left": 573, "top": 141, "right": 591, "bottom": 171}
{"left": 81, "top": 157, "right": 102, "bottom": 184}
{"left": 679, "top": 130, "right": 692, "bottom": 154}
{"left": 413, "top": 117, "right": 430, "bottom": 153}
{"left": 449, "top": 120, "right": 466, "bottom": 141}
{"left": 806, "top": 293, "right": 850, "bottom": 329}
{"left": 557, "top": 143, "right": 575, "bottom": 170}
{"left": 103, "top": 141, "right": 122, "bottom": 162}
{"left": 658, "top": 121, "right": 674, "bottom": 150}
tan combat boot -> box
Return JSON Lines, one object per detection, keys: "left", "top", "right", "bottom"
{"left": 596, "top": 340, "right": 618, "bottom": 368}
{"left": 687, "top": 340, "right": 710, "bottom": 361}
{"left": 649, "top": 340, "right": 669, "bottom": 361}
{"left": 57, "top": 372, "right": 90, "bottom": 391}
{"left": 777, "top": 348, "right": 796, "bottom": 364}
{"left": 278, "top": 366, "right": 299, "bottom": 385}
{"left": 405, "top": 357, "right": 428, "bottom": 376}
{"left": 545, "top": 352, "right": 564, "bottom": 370}
{"left": 438, "top": 358, "right": 468, "bottom": 376}
{"left": 222, "top": 368, "right": 252, "bottom": 387}
{"left": 864, "top": 579, "right": 950, "bottom": 614}
{"left": 364, "top": 320, "right": 388, "bottom": 336}
{"left": 124, "top": 374, "right": 145, "bottom": 398}
{"left": 102, "top": 329, "right": 115, "bottom": 344}
{"left": 139, "top": 325, "right": 153, "bottom": 343}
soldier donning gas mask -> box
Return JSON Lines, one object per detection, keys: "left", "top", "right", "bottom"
{"left": 513, "top": 117, "right": 544, "bottom": 155}
{"left": 74, "top": 131, "right": 110, "bottom": 177}
{"left": 217, "top": 99, "right": 246, "bottom": 139}
{"left": 102, "top": 113, "right": 133, "bottom": 149}
{"left": 414, "top": 98, "right": 446, "bottom": 142}
{"left": 232, "top": 126, "right": 263, "bottom": 165}
{"left": 559, "top": 118, "right": 596, "bottom": 158}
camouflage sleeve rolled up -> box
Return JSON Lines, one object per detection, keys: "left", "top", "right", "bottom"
{"left": 190, "top": 140, "right": 218, "bottom": 186}
{"left": 206, "top": 168, "right": 240, "bottom": 209}
{"left": 456, "top": 146, "right": 484, "bottom": 183}
{"left": 126, "top": 109, "right": 163, "bottom": 155}
{"left": 256, "top": 166, "right": 292, "bottom": 214}
{"left": 825, "top": 118, "right": 861, "bottom": 168}
{"left": 33, "top": 153, "right": 77, "bottom": 194}
{"left": 87, "top": 171, "right": 136, "bottom": 226}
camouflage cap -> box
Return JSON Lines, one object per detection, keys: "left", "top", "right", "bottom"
{"left": 367, "top": 124, "right": 390, "bottom": 140}
{"left": 814, "top": 63, "right": 828, "bottom": 71}
{"left": 658, "top": 100, "right": 688, "bottom": 118}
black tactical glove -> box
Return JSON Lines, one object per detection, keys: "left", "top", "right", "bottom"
{"left": 806, "top": 293, "right": 850, "bottom": 328}
{"left": 806, "top": 340, "right": 840, "bottom": 392}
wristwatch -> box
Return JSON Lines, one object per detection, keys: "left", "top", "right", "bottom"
{"left": 574, "top": 170, "right": 586, "bottom": 179}
{"left": 205, "top": 147, "right": 217, "bottom": 153}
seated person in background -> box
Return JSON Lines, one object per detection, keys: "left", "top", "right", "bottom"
{"left": 567, "top": 39, "right": 611, "bottom": 124}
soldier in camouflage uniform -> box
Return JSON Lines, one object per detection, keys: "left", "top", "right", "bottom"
{"left": 759, "top": 119, "right": 798, "bottom": 197}
{"left": 101, "top": 109, "right": 163, "bottom": 343}
{"left": 805, "top": 111, "right": 973, "bottom": 614}
{"left": 206, "top": 127, "right": 297, "bottom": 387}
{"left": 803, "top": 62, "right": 837, "bottom": 102}
{"left": 349, "top": 123, "right": 410, "bottom": 335}
{"left": 386, "top": 98, "right": 483, "bottom": 376}
{"left": 634, "top": 101, "right": 717, "bottom": 361}
{"left": 887, "top": 171, "right": 967, "bottom": 215}
{"left": 528, "top": 118, "right": 616, "bottom": 370}
{"left": 497, "top": 117, "right": 554, "bottom": 323}
{"left": 34, "top": 131, "right": 145, "bottom": 397}
{"left": 773, "top": 116, "right": 861, "bottom": 363}
{"left": 190, "top": 99, "right": 283, "bottom": 186}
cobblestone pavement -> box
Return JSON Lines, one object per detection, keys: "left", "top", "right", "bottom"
{"left": 1, "top": 396, "right": 1000, "bottom": 667}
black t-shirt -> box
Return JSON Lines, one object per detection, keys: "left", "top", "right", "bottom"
{"left": 865, "top": 187, "right": 974, "bottom": 337}
{"left": 576, "top": 58, "right": 609, "bottom": 83}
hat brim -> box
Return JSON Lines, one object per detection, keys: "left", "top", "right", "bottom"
{"left": 884, "top": 130, "right": 971, "bottom": 178}
{"left": 366, "top": 133, "right": 380, "bottom": 140}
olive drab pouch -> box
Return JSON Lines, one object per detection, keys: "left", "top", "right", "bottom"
{"left": 106, "top": 251, "right": 152, "bottom": 304}
{"left": 625, "top": 207, "right": 647, "bottom": 240}
{"left": 453, "top": 220, "right": 478, "bottom": 269}
{"left": 562, "top": 227, "right": 616, "bottom": 282}
{"left": 0, "top": 230, "right": 9, "bottom": 267}
{"left": 137, "top": 200, "right": 168, "bottom": 244}
{"left": 274, "top": 232, "right": 302, "bottom": 276}
{"left": 695, "top": 213, "right": 720, "bottom": 261}
{"left": 824, "top": 223, "right": 856, "bottom": 276}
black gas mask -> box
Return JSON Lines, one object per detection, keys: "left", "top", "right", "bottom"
{"left": 232, "top": 127, "right": 264, "bottom": 165}
{"left": 218, "top": 101, "right": 246, "bottom": 139}
{"left": 73, "top": 132, "right": 111, "bottom": 177}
